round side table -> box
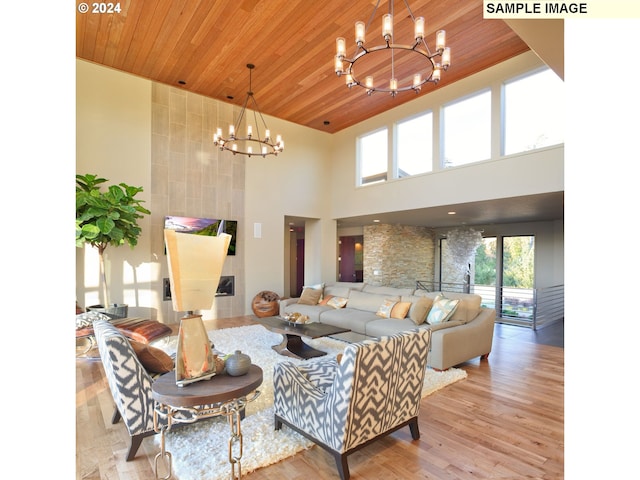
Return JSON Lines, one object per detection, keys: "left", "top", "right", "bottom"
{"left": 152, "top": 365, "right": 263, "bottom": 480}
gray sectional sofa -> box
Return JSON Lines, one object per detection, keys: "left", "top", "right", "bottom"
{"left": 279, "top": 282, "right": 495, "bottom": 370}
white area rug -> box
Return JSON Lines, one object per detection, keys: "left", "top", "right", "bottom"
{"left": 152, "top": 324, "right": 467, "bottom": 480}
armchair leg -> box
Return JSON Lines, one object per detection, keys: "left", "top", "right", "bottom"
{"left": 126, "top": 434, "right": 145, "bottom": 461}
{"left": 111, "top": 407, "right": 121, "bottom": 424}
{"left": 274, "top": 416, "right": 282, "bottom": 431}
{"left": 409, "top": 418, "right": 420, "bottom": 440}
{"left": 333, "top": 452, "right": 350, "bottom": 480}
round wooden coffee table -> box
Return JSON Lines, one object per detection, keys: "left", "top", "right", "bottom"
{"left": 152, "top": 365, "right": 263, "bottom": 480}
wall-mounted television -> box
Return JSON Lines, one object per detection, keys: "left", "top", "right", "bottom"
{"left": 164, "top": 216, "right": 237, "bottom": 255}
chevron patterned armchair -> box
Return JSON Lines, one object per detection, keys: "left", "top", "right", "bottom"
{"left": 94, "top": 319, "right": 160, "bottom": 460}
{"left": 273, "top": 329, "right": 431, "bottom": 480}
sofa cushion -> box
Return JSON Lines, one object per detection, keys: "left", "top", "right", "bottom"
{"left": 283, "top": 303, "right": 333, "bottom": 322}
{"left": 324, "top": 282, "right": 364, "bottom": 298}
{"left": 299, "top": 287, "right": 322, "bottom": 305}
{"left": 413, "top": 291, "right": 482, "bottom": 323}
{"left": 402, "top": 295, "right": 433, "bottom": 325}
{"left": 376, "top": 299, "right": 397, "bottom": 318}
{"left": 427, "top": 294, "right": 460, "bottom": 324}
{"left": 319, "top": 307, "right": 378, "bottom": 333}
{"left": 347, "top": 290, "right": 400, "bottom": 313}
{"left": 362, "top": 284, "right": 414, "bottom": 296}
{"left": 390, "top": 301, "right": 411, "bottom": 319}
{"left": 364, "top": 318, "right": 418, "bottom": 337}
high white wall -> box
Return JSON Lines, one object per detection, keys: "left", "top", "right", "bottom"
{"left": 76, "top": 61, "right": 154, "bottom": 316}
{"left": 243, "top": 114, "right": 332, "bottom": 306}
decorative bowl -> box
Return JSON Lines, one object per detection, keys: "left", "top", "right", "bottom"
{"left": 282, "top": 312, "right": 309, "bottom": 325}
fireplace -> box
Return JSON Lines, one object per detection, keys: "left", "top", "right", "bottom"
{"left": 216, "top": 275, "right": 235, "bottom": 297}
{"left": 163, "top": 275, "right": 235, "bottom": 300}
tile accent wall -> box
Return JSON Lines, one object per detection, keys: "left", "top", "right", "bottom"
{"left": 150, "top": 83, "right": 245, "bottom": 323}
{"left": 363, "top": 224, "right": 435, "bottom": 288}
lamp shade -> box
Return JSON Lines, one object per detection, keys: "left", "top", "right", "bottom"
{"left": 164, "top": 229, "right": 232, "bottom": 312}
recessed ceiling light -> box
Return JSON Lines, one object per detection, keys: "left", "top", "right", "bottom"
{"left": 447, "top": 211, "right": 456, "bottom": 215}
{"left": 373, "top": 219, "right": 380, "bottom": 223}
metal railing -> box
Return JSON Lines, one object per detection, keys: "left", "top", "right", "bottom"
{"left": 415, "top": 281, "right": 564, "bottom": 330}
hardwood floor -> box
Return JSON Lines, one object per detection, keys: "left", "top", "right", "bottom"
{"left": 76, "top": 317, "right": 564, "bottom": 479}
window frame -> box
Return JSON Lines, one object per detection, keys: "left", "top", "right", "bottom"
{"left": 501, "top": 67, "right": 564, "bottom": 156}
{"left": 356, "top": 126, "right": 389, "bottom": 186}
{"left": 393, "top": 110, "right": 434, "bottom": 179}
{"left": 441, "top": 88, "right": 492, "bottom": 169}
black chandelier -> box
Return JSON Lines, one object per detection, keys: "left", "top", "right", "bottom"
{"left": 334, "top": 0, "right": 451, "bottom": 96}
{"left": 213, "top": 64, "right": 284, "bottom": 157}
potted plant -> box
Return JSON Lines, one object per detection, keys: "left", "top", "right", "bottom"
{"left": 76, "top": 173, "right": 151, "bottom": 316}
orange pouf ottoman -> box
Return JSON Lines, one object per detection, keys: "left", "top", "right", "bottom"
{"left": 251, "top": 291, "right": 280, "bottom": 318}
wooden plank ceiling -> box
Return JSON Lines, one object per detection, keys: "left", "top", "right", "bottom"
{"left": 76, "top": 0, "right": 529, "bottom": 133}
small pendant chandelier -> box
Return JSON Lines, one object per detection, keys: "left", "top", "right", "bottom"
{"left": 334, "top": 0, "right": 451, "bottom": 96}
{"left": 213, "top": 64, "right": 284, "bottom": 158}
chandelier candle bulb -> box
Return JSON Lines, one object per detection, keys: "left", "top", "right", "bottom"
{"left": 262, "top": 146, "right": 267, "bottom": 155}
{"left": 442, "top": 47, "right": 451, "bottom": 69}
{"left": 390, "top": 78, "right": 398, "bottom": 92}
{"left": 432, "top": 66, "right": 441, "bottom": 83}
{"left": 346, "top": 73, "right": 354, "bottom": 86}
{"left": 365, "top": 76, "right": 374, "bottom": 89}
{"left": 355, "top": 21, "right": 365, "bottom": 45}
{"left": 336, "top": 37, "right": 346, "bottom": 57}
{"left": 335, "top": 57, "right": 343, "bottom": 74}
{"left": 265, "top": 129, "right": 270, "bottom": 140}
{"left": 414, "top": 17, "right": 425, "bottom": 40}
{"left": 413, "top": 73, "right": 422, "bottom": 89}
{"left": 382, "top": 14, "right": 393, "bottom": 40}
{"left": 436, "top": 30, "right": 446, "bottom": 52}
{"left": 229, "top": 125, "right": 235, "bottom": 138}
{"left": 232, "top": 144, "right": 238, "bottom": 152}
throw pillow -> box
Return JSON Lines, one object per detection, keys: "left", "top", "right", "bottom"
{"left": 390, "top": 301, "right": 411, "bottom": 319}
{"left": 129, "top": 340, "right": 174, "bottom": 373}
{"left": 376, "top": 299, "right": 397, "bottom": 318}
{"left": 319, "top": 294, "right": 334, "bottom": 306}
{"left": 408, "top": 296, "right": 433, "bottom": 325}
{"left": 298, "top": 287, "right": 322, "bottom": 305}
{"left": 303, "top": 282, "right": 325, "bottom": 300}
{"left": 327, "top": 296, "right": 348, "bottom": 308}
{"left": 426, "top": 294, "right": 460, "bottom": 325}
{"left": 75, "top": 310, "right": 112, "bottom": 330}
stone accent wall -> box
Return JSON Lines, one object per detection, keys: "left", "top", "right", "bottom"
{"left": 151, "top": 84, "right": 245, "bottom": 323}
{"left": 440, "top": 241, "right": 468, "bottom": 285}
{"left": 363, "top": 224, "right": 435, "bottom": 288}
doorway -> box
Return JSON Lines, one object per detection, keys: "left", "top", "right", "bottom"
{"left": 339, "top": 235, "right": 363, "bottom": 282}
